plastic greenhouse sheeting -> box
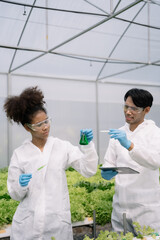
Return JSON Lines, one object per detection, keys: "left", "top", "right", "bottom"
{"left": 0, "top": 0, "right": 160, "bottom": 168}
{"left": 0, "top": 0, "right": 159, "bottom": 84}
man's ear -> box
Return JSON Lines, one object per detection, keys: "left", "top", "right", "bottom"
{"left": 24, "top": 124, "right": 31, "bottom": 132}
{"left": 144, "top": 106, "right": 150, "bottom": 114}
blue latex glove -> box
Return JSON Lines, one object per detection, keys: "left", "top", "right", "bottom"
{"left": 109, "top": 129, "right": 131, "bottom": 150}
{"left": 101, "top": 170, "right": 118, "bottom": 180}
{"left": 19, "top": 173, "right": 32, "bottom": 187}
{"left": 80, "top": 128, "right": 93, "bottom": 143}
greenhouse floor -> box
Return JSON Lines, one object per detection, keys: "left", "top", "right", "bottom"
{"left": 73, "top": 223, "right": 112, "bottom": 240}
{"left": 0, "top": 223, "right": 112, "bottom": 240}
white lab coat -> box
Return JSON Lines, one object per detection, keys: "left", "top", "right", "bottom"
{"left": 7, "top": 136, "right": 98, "bottom": 240}
{"left": 103, "top": 120, "right": 160, "bottom": 234}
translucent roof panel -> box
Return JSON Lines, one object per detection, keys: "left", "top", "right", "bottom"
{"left": 0, "top": 0, "right": 159, "bottom": 85}
{"left": 100, "top": 64, "right": 160, "bottom": 85}
{"left": 12, "top": 51, "right": 104, "bottom": 81}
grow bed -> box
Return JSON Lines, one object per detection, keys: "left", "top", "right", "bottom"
{"left": 0, "top": 225, "right": 11, "bottom": 239}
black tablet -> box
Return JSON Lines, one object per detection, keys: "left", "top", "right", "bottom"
{"left": 100, "top": 167, "right": 139, "bottom": 174}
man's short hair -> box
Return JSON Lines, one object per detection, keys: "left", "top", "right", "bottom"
{"left": 124, "top": 88, "right": 153, "bottom": 108}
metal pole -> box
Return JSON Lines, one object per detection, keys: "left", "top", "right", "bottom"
{"left": 95, "top": 80, "right": 100, "bottom": 160}
{"left": 6, "top": 73, "right": 11, "bottom": 166}
{"left": 45, "top": 0, "right": 49, "bottom": 51}
{"left": 93, "top": 210, "right": 96, "bottom": 239}
{"left": 110, "top": 0, "right": 113, "bottom": 13}
{"left": 147, "top": 0, "right": 151, "bottom": 64}
{"left": 123, "top": 212, "right": 127, "bottom": 235}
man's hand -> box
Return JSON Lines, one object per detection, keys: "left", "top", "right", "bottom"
{"left": 109, "top": 129, "right": 131, "bottom": 150}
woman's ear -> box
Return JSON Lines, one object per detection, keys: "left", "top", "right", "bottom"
{"left": 24, "top": 124, "right": 31, "bottom": 132}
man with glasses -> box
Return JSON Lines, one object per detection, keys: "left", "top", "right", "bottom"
{"left": 101, "top": 88, "right": 160, "bottom": 235}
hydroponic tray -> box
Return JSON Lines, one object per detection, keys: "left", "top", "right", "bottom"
{"left": 0, "top": 225, "right": 11, "bottom": 239}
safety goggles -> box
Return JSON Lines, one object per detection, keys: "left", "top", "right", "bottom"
{"left": 27, "top": 117, "right": 52, "bottom": 131}
{"left": 124, "top": 104, "right": 144, "bottom": 113}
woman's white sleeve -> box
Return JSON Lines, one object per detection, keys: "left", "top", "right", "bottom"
{"left": 7, "top": 151, "right": 29, "bottom": 201}
{"left": 67, "top": 141, "right": 98, "bottom": 178}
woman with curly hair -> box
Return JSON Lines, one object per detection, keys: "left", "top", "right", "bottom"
{"left": 4, "top": 86, "right": 98, "bottom": 240}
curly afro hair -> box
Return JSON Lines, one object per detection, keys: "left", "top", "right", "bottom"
{"left": 4, "top": 86, "right": 47, "bottom": 125}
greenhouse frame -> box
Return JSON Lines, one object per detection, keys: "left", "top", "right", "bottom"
{"left": 0, "top": 0, "right": 160, "bottom": 168}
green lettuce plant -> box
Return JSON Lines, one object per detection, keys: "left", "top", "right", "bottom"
{"left": 0, "top": 167, "right": 114, "bottom": 228}
{"left": 83, "top": 230, "right": 134, "bottom": 240}
{"left": 83, "top": 222, "right": 158, "bottom": 240}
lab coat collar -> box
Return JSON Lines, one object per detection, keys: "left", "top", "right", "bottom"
{"left": 22, "top": 136, "right": 55, "bottom": 151}
{"left": 125, "top": 119, "right": 156, "bottom": 133}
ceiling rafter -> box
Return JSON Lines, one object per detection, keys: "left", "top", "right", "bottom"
{"left": 83, "top": 0, "right": 110, "bottom": 15}
{"left": 99, "top": 59, "right": 160, "bottom": 81}
{"left": 8, "top": 0, "right": 143, "bottom": 73}
{"left": 3, "top": 43, "right": 160, "bottom": 66}
{"left": 96, "top": 1, "right": 146, "bottom": 81}
{"left": 0, "top": 0, "right": 113, "bottom": 17}
{"left": 0, "top": 13, "right": 159, "bottom": 31}
{"left": 8, "top": 0, "right": 37, "bottom": 73}
{"left": 1, "top": 0, "right": 159, "bottom": 30}
{"left": 0, "top": 1, "right": 159, "bottom": 31}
